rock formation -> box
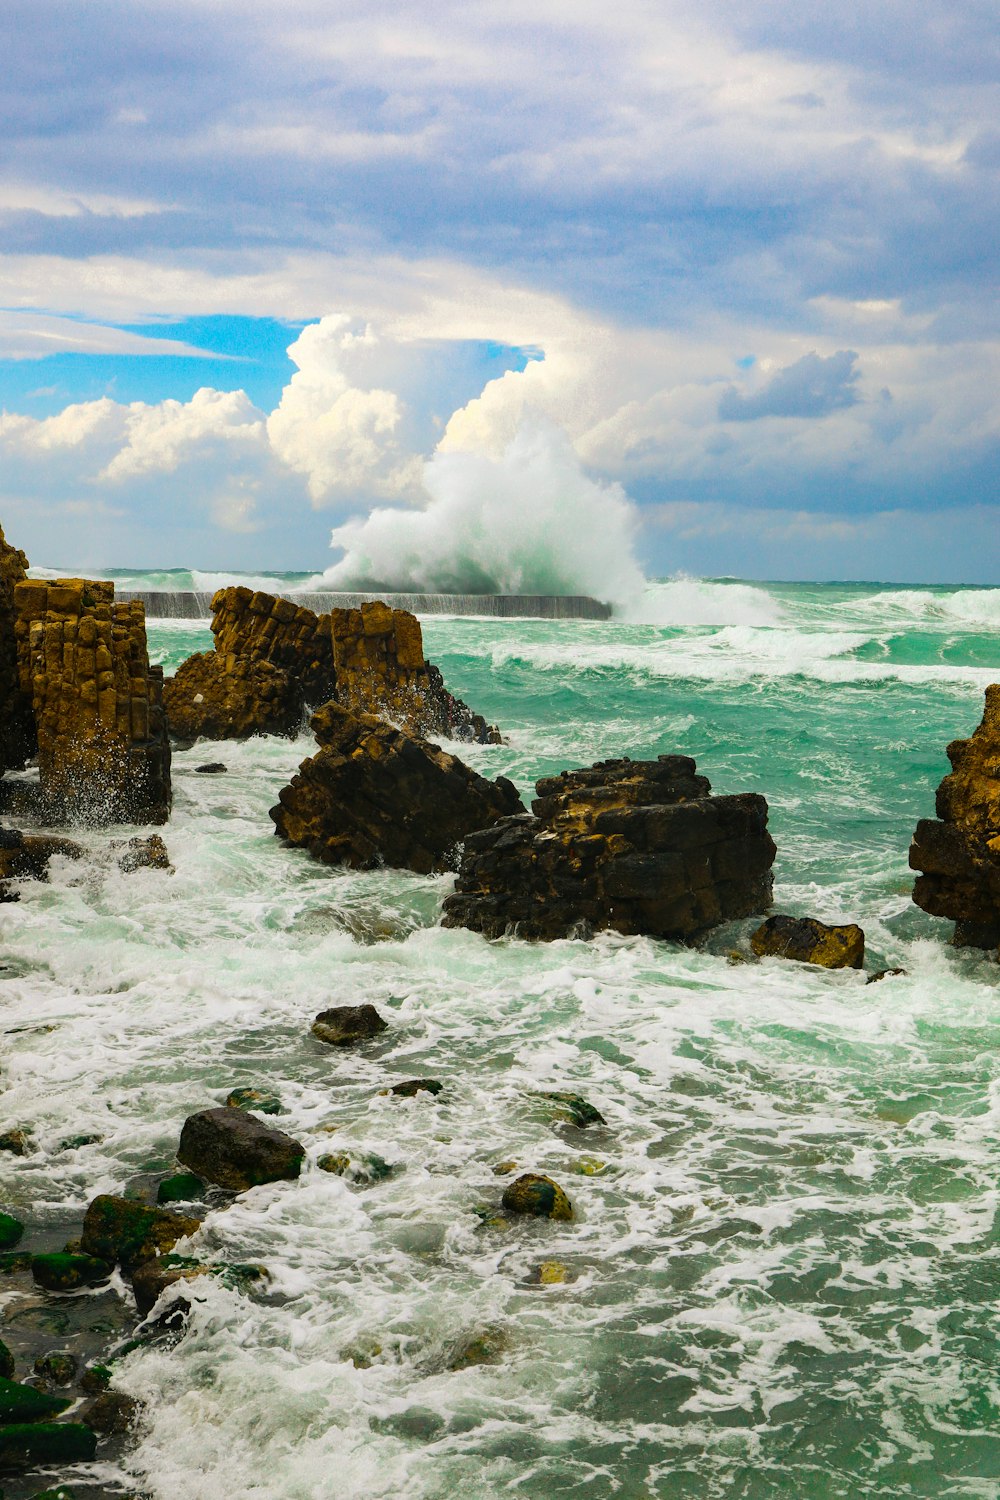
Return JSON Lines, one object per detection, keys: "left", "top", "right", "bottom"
{"left": 441, "top": 754, "right": 776, "bottom": 940}
{"left": 177, "top": 1107, "right": 305, "bottom": 1192}
{"left": 163, "top": 652, "right": 303, "bottom": 741}
{"left": 0, "top": 524, "right": 34, "bottom": 774}
{"left": 749, "top": 913, "right": 865, "bottom": 969}
{"left": 12, "top": 578, "right": 170, "bottom": 823}
{"left": 910, "top": 684, "right": 1000, "bottom": 947}
{"left": 270, "top": 702, "right": 524, "bottom": 874}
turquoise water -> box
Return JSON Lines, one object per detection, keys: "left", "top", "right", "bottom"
{"left": 2, "top": 577, "right": 999, "bottom": 1499}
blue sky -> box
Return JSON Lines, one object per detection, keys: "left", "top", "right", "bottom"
{"left": 0, "top": 0, "right": 997, "bottom": 582}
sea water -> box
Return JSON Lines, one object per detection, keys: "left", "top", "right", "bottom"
{"left": 2, "top": 576, "right": 999, "bottom": 1499}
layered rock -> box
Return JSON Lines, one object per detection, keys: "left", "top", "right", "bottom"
{"left": 0, "top": 524, "right": 33, "bottom": 774}
{"left": 332, "top": 600, "right": 499, "bottom": 743}
{"left": 910, "top": 685, "right": 1000, "bottom": 947}
{"left": 441, "top": 754, "right": 776, "bottom": 940}
{"left": 12, "top": 578, "right": 170, "bottom": 823}
{"left": 210, "top": 586, "right": 338, "bottom": 708}
{"left": 270, "top": 702, "right": 524, "bottom": 874}
{"left": 163, "top": 652, "right": 303, "bottom": 741}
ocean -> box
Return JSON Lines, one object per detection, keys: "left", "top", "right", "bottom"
{"left": 2, "top": 574, "right": 999, "bottom": 1499}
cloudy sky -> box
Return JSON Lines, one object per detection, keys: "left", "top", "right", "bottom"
{"left": 1, "top": 0, "right": 997, "bottom": 583}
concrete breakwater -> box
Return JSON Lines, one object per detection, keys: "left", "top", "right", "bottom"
{"left": 118, "top": 590, "right": 613, "bottom": 621}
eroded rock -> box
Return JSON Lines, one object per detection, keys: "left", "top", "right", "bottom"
{"left": 311, "top": 1003, "right": 388, "bottom": 1047}
{"left": 749, "top": 914, "right": 865, "bottom": 969}
{"left": 80, "top": 1195, "right": 201, "bottom": 1272}
{"left": 177, "top": 1107, "right": 305, "bottom": 1192}
{"left": 442, "top": 754, "right": 775, "bottom": 940}
{"left": 271, "top": 703, "right": 524, "bottom": 874}
{"left": 910, "top": 685, "right": 1000, "bottom": 948}
{"left": 163, "top": 652, "right": 303, "bottom": 741}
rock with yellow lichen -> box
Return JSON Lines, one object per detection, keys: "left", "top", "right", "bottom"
{"left": 749, "top": 913, "right": 865, "bottom": 969}
{"left": 270, "top": 701, "right": 523, "bottom": 874}
{"left": 442, "top": 754, "right": 775, "bottom": 941}
{"left": 910, "top": 684, "right": 1000, "bottom": 948}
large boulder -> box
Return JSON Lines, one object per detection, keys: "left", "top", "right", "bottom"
{"left": 442, "top": 755, "right": 775, "bottom": 940}
{"left": 177, "top": 1107, "right": 305, "bottom": 1192}
{"left": 163, "top": 652, "right": 303, "bottom": 740}
{"left": 750, "top": 914, "right": 865, "bottom": 969}
{"left": 910, "top": 685, "right": 1000, "bottom": 947}
{"left": 270, "top": 703, "right": 524, "bottom": 874}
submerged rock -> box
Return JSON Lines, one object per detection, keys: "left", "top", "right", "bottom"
{"left": 0, "top": 1375, "right": 70, "bottom": 1422}
{"left": 112, "top": 833, "right": 172, "bottom": 873}
{"left": 81, "top": 1195, "right": 200, "bottom": 1272}
{"left": 750, "top": 914, "right": 865, "bottom": 969}
{"left": 79, "top": 1389, "right": 141, "bottom": 1435}
{"left": 382, "top": 1078, "right": 444, "bottom": 1098}
{"left": 177, "top": 1107, "right": 305, "bottom": 1192}
{"left": 33, "top": 1352, "right": 77, "bottom": 1386}
{"left": 225, "top": 1086, "right": 283, "bottom": 1115}
{"left": 311, "top": 1004, "right": 388, "bottom": 1047}
{"left": 535, "top": 1091, "right": 606, "bottom": 1128}
{"left": 443, "top": 755, "right": 775, "bottom": 941}
{"left": 0, "top": 1211, "right": 24, "bottom": 1249}
{"left": 30, "top": 1253, "right": 111, "bottom": 1292}
{"left": 910, "top": 685, "right": 1000, "bottom": 948}
{"left": 0, "top": 1129, "right": 29, "bottom": 1156}
{"left": 271, "top": 703, "right": 523, "bottom": 874}
{"left": 316, "top": 1151, "right": 394, "bottom": 1184}
{"left": 155, "top": 1172, "right": 206, "bottom": 1206}
{"left": 0, "top": 1420, "right": 96, "bottom": 1467}
{"left": 501, "top": 1173, "right": 574, "bottom": 1221}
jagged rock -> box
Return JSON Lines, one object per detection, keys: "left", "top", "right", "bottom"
{"left": 0, "top": 1421, "right": 97, "bottom": 1467}
{"left": 271, "top": 703, "right": 523, "bottom": 874}
{"left": 211, "top": 587, "right": 338, "bottom": 708}
{"left": 866, "top": 967, "right": 906, "bottom": 984}
{"left": 0, "top": 524, "right": 34, "bottom": 773}
{"left": 33, "top": 1352, "right": 77, "bottom": 1386}
{"left": 442, "top": 754, "right": 775, "bottom": 940}
{"left": 331, "top": 600, "right": 499, "bottom": 744}
{"left": 749, "top": 914, "right": 865, "bottom": 969}
{"left": 501, "top": 1173, "right": 574, "bottom": 1221}
{"left": 0, "top": 1211, "right": 24, "bottom": 1249}
{"left": 163, "top": 652, "right": 303, "bottom": 741}
{"left": 311, "top": 1003, "right": 388, "bottom": 1047}
{"left": 177, "top": 1107, "right": 305, "bottom": 1192}
{"left": 80, "top": 1195, "right": 200, "bottom": 1272}
{"left": 910, "top": 685, "right": 1000, "bottom": 947}
{"left": 112, "top": 833, "right": 172, "bottom": 873}
{"left": 30, "top": 1253, "right": 111, "bottom": 1292}
{"left": 12, "top": 578, "right": 170, "bottom": 823}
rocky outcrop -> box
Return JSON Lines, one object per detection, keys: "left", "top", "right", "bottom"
{"left": 749, "top": 914, "right": 865, "bottom": 969}
{"left": 0, "top": 525, "right": 34, "bottom": 774}
{"left": 311, "top": 1004, "right": 388, "bottom": 1047}
{"left": 177, "top": 1107, "right": 305, "bottom": 1191}
{"left": 212, "top": 586, "right": 338, "bottom": 707}
{"left": 80, "top": 1195, "right": 200, "bottom": 1272}
{"left": 163, "top": 652, "right": 303, "bottom": 741}
{"left": 271, "top": 702, "right": 524, "bottom": 874}
{"left": 331, "top": 600, "right": 499, "bottom": 743}
{"left": 13, "top": 578, "right": 170, "bottom": 823}
{"left": 910, "top": 685, "right": 1000, "bottom": 948}
{"left": 442, "top": 755, "right": 775, "bottom": 940}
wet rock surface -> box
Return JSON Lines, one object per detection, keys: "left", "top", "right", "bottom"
{"left": 80, "top": 1196, "right": 200, "bottom": 1273}
{"left": 910, "top": 684, "right": 1000, "bottom": 948}
{"left": 749, "top": 914, "right": 865, "bottom": 969}
{"left": 177, "top": 1107, "right": 305, "bottom": 1192}
{"left": 163, "top": 652, "right": 303, "bottom": 741}
{"left": 311, "top": 1003, "right": 388, "bottom": 1047}
{"left": 501, "top": 1173, "right": 574, "bottom": 1221}
{"left": 271, "top": 703, "right": 524, "bottom": 874}
{"left": 442, "top": 755, "right": 775, "bottom": 940}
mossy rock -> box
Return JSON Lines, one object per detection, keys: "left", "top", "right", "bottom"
{"left": 29, "top": 1487, "right": 77, "bottom": 1500}
{"left": 0, "top": 1339, "right": 13, "bottom": 1379}
{"left": 0, "top": 1130, "right": 29, "bottom": 1156}
{"left": 225, "top": 1087, "right": 283, "bottom": 1116}
{"left": 0, "top": 1421, "right": 96, "bottom": 1467}
{"left": 382, "top": 1079, "right": 443, "bottom": 1099}
{"left": 501, "top": 1173, "right": 573, "bottom": 1222}
{"left": 491, "top": 1160, "right": 518, "bottom": 1176}
{"left": 0, "top": 1376, "right": 71, "bottom": 1423}
{"left": 316, "top": 1151, "right": 393, "bottom": 1185}
{"left": 0, "top": 1253, "right": 31, "bottom": 1275}
{"left": 0, "top": 1213, "right": 24, "bottom": 1250}
{"left": 530, "top": 1260, "right": 570, "bottom": 1285}
{"left": 535, "top": 1091, "right": 606, "bottom": 1128}
{"left": 31, "top": 1253, "right": 111, "bottom": 1292}
{"left": 56, "top": 1134, "right": 103, "bottom": 1153}
{"left": 80, "top": 1195, "right": 200, "bottom": 1271}
{"left": 33, "top": 1352, "right": 77, "bottom": 1386}
{"left": 79, "top": 1364, "right": 112, "bottom": 1394}
{"left": 155, "top": 1173, "right": 206, "bottom": 1206}
{"left": 447, "top": 1325, "right": 511, "bottom": 1370}
{"left": 749, "top": 913, "right": 865, "bottom": 969}
{"left": 569, "top": 1156, "right": 607, "bottom": 1176}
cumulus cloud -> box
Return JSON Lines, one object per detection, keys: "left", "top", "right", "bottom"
{"left": 717, "top": 350, "right": 861, "bottom": 421}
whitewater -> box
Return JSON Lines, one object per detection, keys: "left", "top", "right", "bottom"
{"left": 2, "top": 574, "right": 1000, "bottom": 1500}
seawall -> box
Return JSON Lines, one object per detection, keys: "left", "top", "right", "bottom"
{"left": 118, "top": 591, "right": 613, "bottom": 621}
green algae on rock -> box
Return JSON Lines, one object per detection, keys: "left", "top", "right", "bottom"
{"left": 0, "top": 1420, "right": 96, "bottom": 1467}
{"left": 0, "top": 1213, "right": 24, "bottom": 1250}
{"left": 0, "top": 1376, "right": 70, "bottom": 1423}
{"left": 225, "top": 1086, "right": 283, "bottom": 1115}
{"left": 30, "top": 1253, "right": 111, "bottom": 1293}
{"left": 80, "top": 1195, "right": 201, "bottom": 1271}
{"left": 501, "top": 1173, "right": 574, "bottom": 1221}
{"left": 316, "top": 1151, "right": 394, "bottom": 1185}
{"left": 534, "top": 1091, "right": 606, "bottom": 1128}
{"left": 156, "top": 1172, "right": 206, "bottom": 1206}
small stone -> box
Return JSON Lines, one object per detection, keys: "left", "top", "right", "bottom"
{"left": 311, "top": 1004, "right": 388, "bottom": 1048}
{"left": 501, "top": 1173, "right": 573, "bottom": 1222}
{"left": 33, "top": 1352, "right": 77, "bottom": 1386}
{"left": 195, "top": 762, "right": 227, "bottom": 774}
{"left": 535, "top": 1091, "right": 606, "bottom": 1128}
{"left": 0, "top": 1211, "right": 24, "bottom": 1249}
{"left": 79, "top": 1390, "right": 141, "bottom": 1435}
{"left": 56, "top": 1134, "right": 103, "bottom": 1152}
{"left": 156, "top": 1172, "right": 206, "bottom": 1205}
{"left": 225, "top": 1086, "right": 283, "bottom": 1115}
{"left": 0, "top": 1129, "right": 29, "bottom": 1156}
{"left": 491, "top": 1160, "right": 518, "bottom": 1176}
{"left": 750, "top": 914, "right": 865, "bottom": 970}
{"left": 0, "top": 1421, "right": 96, "bottom": 1467}
{"left": 569, "top": 1156, "right": 607, "bottom": 1176}
{"left": 866, "top": 967, "right": 907, "bottom": 984}
{"left": 0, "top": 1375, "right": 70, "bottom": 1422}
{"left": 531, "top": 1260, "right": 569, "bottom": 1284}
{"left": 382, "top": 1078, "right": 443, "bottom": 1098}
{"left": 30, "top": 1253, "right": 111, "bottom": 1292}
{"left": 79, "top": 1364, "right": 112, "bottom": 1393}
{"left": 177, "top": 1107, "right": 305, "bottom": 1192}
{"left": 316, "top": 1151, "right": 393, "bottom": 1185}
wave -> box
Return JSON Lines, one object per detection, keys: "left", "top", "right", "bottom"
{"left": 625, "top": 576, "right": 786, "bottom": 628}
{"left": 838, "top": 586, "right": 1000, "bottom": 630}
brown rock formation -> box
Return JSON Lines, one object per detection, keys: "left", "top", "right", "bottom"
{"left": 163, "top": 652, "right": 303, "bottom": 740}
{"left": 749, "top": 913, "right": 865, "bottom": 969}
{"left": 441, "top": 754, "right": 776, "bottom": 940}
{"left": 332, "top": 600, "right": 500, "bottom": 743}
{"left": 12, "top": 578, "right": 170, "bottom": 823}
{"left": 910, "top": 685, "right": 1000, "bottom": 947}
{"left": 0, "top": 525, "right": 35, "bottom": 773}
{"left": 210, "top": 586, "right": 338, "bottom": 707}
{"left": 270, "top": 701, "right": 524, "bottom": 874}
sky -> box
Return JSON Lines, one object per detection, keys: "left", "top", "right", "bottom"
{"left": 0, "top": 0, "right": 997, "bottom": 584}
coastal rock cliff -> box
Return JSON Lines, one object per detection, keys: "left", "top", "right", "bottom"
{"left": 910, "top": 685, "right": 1000, "bottom": 947}
{"left": 0, "top": 524, "right": 35, "bottom": 773}
{"left": 441, "top": 755, "right": 776, "bottom": 940}
{"left": 270, "top": 701, "right": 523, "bottom": 873}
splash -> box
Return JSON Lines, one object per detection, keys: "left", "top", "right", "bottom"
{"left": 625, "top": 575, "right": 786, "bottom": 627}
{"left": 319, "top": 422, "right": 646, "bottom": 607}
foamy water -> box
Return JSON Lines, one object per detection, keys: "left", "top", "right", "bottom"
{"left": 2, "top": 578, "right": 999, "bottom": 1500}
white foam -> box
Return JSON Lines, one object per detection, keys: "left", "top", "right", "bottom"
{"left": 625, "top": 576, "right": 786, "bottom": 628}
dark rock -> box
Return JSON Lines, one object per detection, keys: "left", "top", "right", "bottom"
{"left": 0, "top": 1130, "right": 29, "bottom": 1156}
{"left": 225, "top": 1086, "right": 283, "bottom": 1115}
{"left": 0, "top": 1421, "right": 96, "bottom": 1468}
{"left": 501, "top": 1173, "right": 574, "bottom": 1221}
{"left": 30, "top": 1254, "right": 111, "bottom": 1292}
{"left": 30, "top": 1486, "right": 78, "bottom": 1499}
{"left": 750, "top": 914, "right": 865, "bottom": 969}
{"left": 112, "top": 834, "right": 172, "bottom": 873}
{"left": 0, "top": 1213, "right": 23, "bottom": 1250}
{"left": 910, "top": 686, "right": 1000, "bottom": 947}
{"left": 195, "top": 762, "right": 227, "bottom": 774}
{"left": 271, "top": 703, "right": 523, "bottom": 874}
{"left": 33, "top": 1353, "right": 77, "bottom": 1386}
{"left": 382, "top": 1079, "right": 443, "bottom": 1098}
{"left": 163, "top": 652, "right": 304, "bottom": 741}
{"left": 155, "top": 1173, "right": 206, "bottom": 1206}
{"left": 0, "top": 1339, "right": 13, "bottom": 1379}
{"left": 0, "top": 837, "right": 83, "bottom": 895}
{"left": 0, "top": 1376, "right": 70, "bottom": 1423}
{"left": 0, "top": 1253, "right": 31, "bottom": 1274}
{"left": 311, "top": 1004, "right": 388, "bottom": 1048}
{"left": 56, "top": 1133, "right": 103, "bottom": 1152}
{"left": 79, "top": 1390, "right": 141, "bottom": 1435}
{"left": 316, "top": 1152, "right": 393, "bottom": 1185}
{"left": 866, "top": 967, "right": 906, "bottom": 984}
{"left": 443, "top": 755, "right": 775, "bottom": 940}
{"left": 535, "top": 1092, "right": 606, "bottom": 1127}
{"left": 177, "top": 1108, "right": 304, "bottom": 1192}
{"left": 79, "top": 1364, "right": 112, "bottom": 1395}
{"left": 130, "top": 1255, "right": 210, "bottom": 1316}
{"left": 80, "top": 1195, "right": 201, "bottom": 1272}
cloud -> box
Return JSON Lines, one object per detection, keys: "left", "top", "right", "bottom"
{"left": 717, "top": 349, "right": 860, "bottom": 421}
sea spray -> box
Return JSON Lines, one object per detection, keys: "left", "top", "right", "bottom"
{"left": 320, "top": 422, "right": 645, "bottom": 607}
